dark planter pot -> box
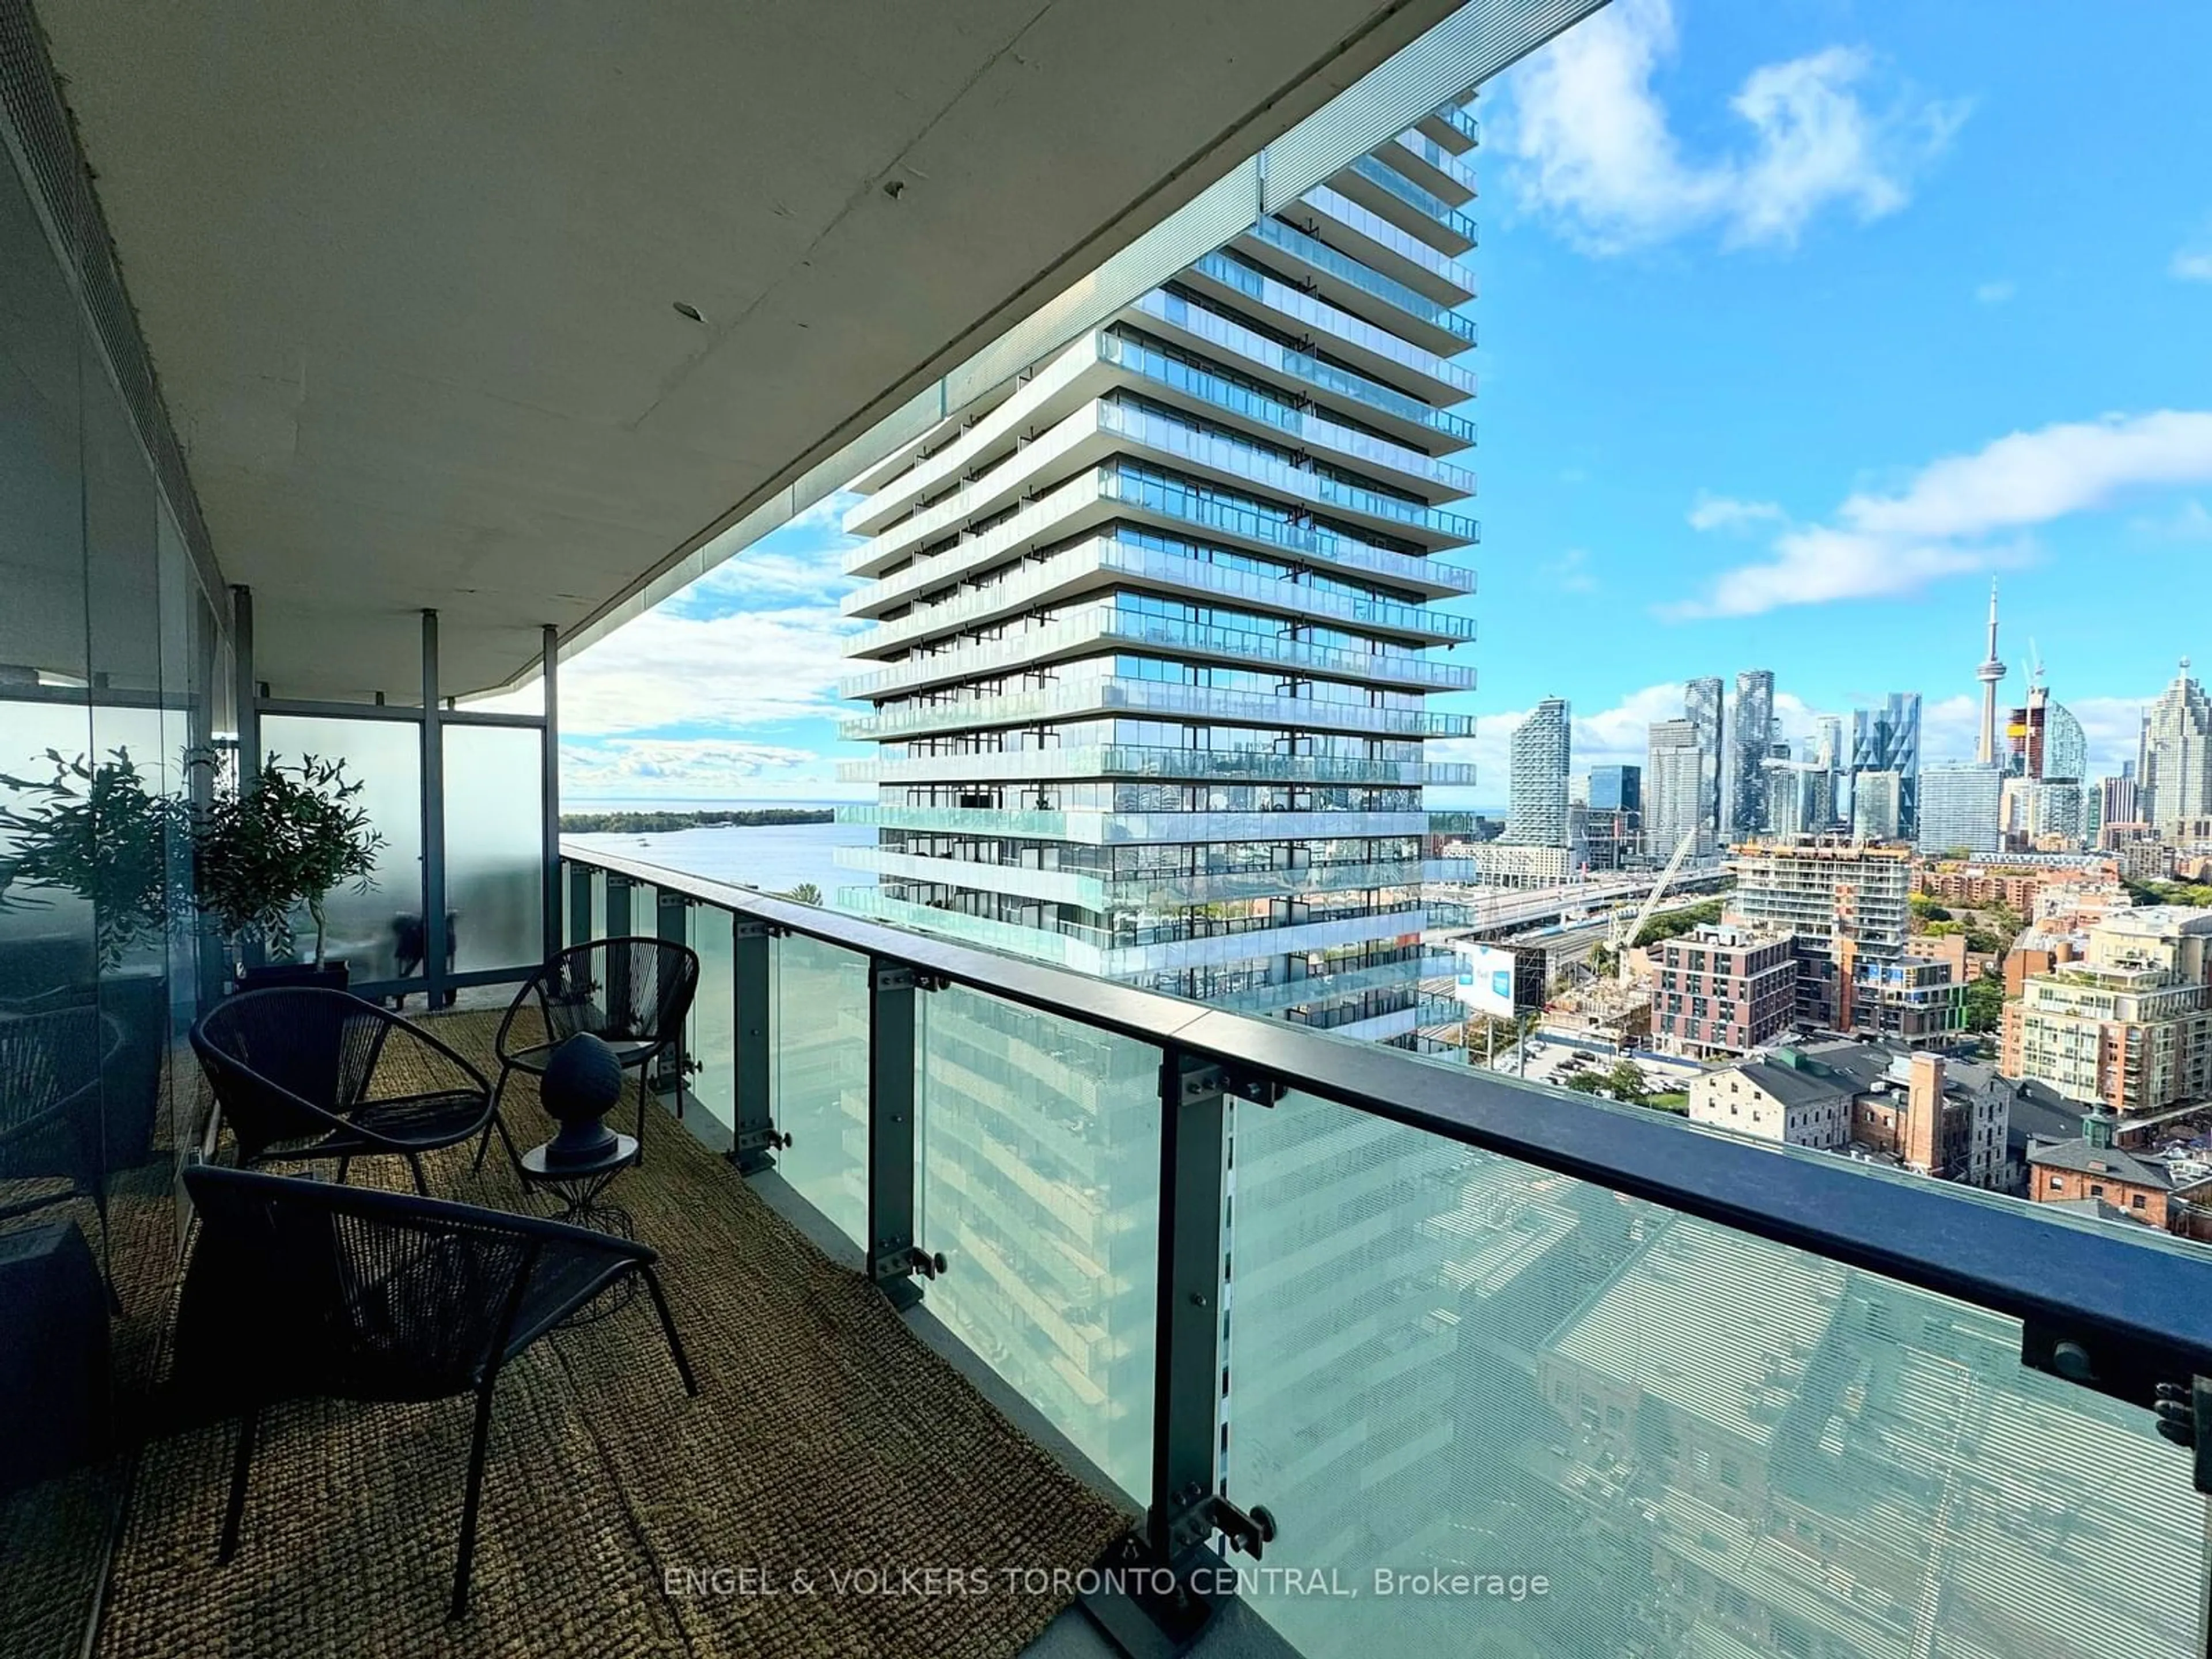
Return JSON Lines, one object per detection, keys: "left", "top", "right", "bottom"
{"left": 238, "top": 959, "right": 351, "bottom": 995}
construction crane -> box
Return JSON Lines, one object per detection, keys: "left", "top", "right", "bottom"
{"left": 1609, "top": 825, "right": 1703, "bottom": 983}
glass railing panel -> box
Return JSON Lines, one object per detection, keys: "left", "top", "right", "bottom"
{"left": 770, "top": 931, "right": 872, "bottom": 1251}
{"left": 1222, "top": 1086, "right": 2209, "bottom": 1658}
{"left": 259, "top": 714, "right": 426, "bottom": 983}
{"left": 685, "top": 903, "right": 735, "bottom": 1141}
{"left": 916, "top": 983, "right": 1161, "bottom": 1503}
{"left": 588, "top": 866, "right": 608, "bottom": 941}
{"left": 441, "top": 722, "right": 544, "bottom": 975}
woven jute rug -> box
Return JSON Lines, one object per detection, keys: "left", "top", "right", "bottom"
{"left": 87, "top": 1010, "right": 1127, "bottom": 1659}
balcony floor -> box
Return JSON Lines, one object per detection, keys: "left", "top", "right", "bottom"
{"left": 70, "top": 1010, "right": 1127, "bottom": 1658}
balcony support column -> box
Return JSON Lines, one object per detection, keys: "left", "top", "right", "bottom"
{"left": 539, "top": 623, "right": 562, "bottom": 964}
{"left": 729, "top": 919, "right": 781, "bottom": 1174}
{"left": 420, "top": 609, "right": 448, "bottom": 1011}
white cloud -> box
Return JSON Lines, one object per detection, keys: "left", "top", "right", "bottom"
{"left": 1497, "top": 0, "right": 1964, "bottom": 255}
{"left": 1670, "top": 410, "right": 2212, "bottom": 618}
{"left": 2131, "top": 498, "right": 2212, "bottom": 541}
{"left": 556, "top": 603, "right": 866, "bottom": 736}
{"left": 561, "top": 738, "right": 835, "bottom": 798}
{"left": 1975, "top": 279, "right": 2015, "bottom": 304}
{"left": 1540, "top": 548, "right": 1599, "bottom": 592}
{"left": 1687, "top": 494, "right": 1785, "bottom": 532}
{"left": 2173, "top": 249, "right": 2212, "bottom": 283}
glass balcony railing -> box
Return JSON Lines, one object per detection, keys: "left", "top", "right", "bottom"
{"left": 851, "top": 532, "right": 1476, "bottom": 656}
{"left": 1129, "top": 288, "right": 1477, "bottom": 449}
{"left": 836, "top": 843, "right": 1421, "bottom": 914}
{"left": 1103, "top": 464, "right": 1479, "bottom": 592}
{"left": 1295, "top": 184, "right": 1479, "bottom": 297}
{"left": 836, "top": 801, "right": 1429, "bottom": 847}
{"left": 1429, "top": 102, "right": 1481, "bottom": 147}
{"left": 841, "top": 672, "right": 1473, "bottom": 742}
{"left": 1101, "top": 331, "right": 1477, "bottom": 501}
{"left": 1096, "top": 399, "right": 1479, "bottom": 547}
{"left": 1241, "top": 216, "right": 1477, "bottom": 347}
{"left": 1344, "top": 154, "right": 1480, "bottom": 245}
{"left": 839, "top": 745, "right": 1474, "bottom": 788}
{"left": 1390, "top": 130, "right": 1480, "bottom": 197}
{"left": 842, "top": 601, "right": 1475, "bottom": 699}
{"left": 1187, "top": 251, "right": 1478, "bottom": 396}
{"left": 567, "top": 840, "right": 2212, "bottom": 1659}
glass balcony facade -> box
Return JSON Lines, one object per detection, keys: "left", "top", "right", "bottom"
{"left": 839, "top": 102, "right": 1479, "bottom": 1043}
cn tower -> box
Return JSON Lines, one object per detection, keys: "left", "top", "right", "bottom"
{"left": 1975, "top": 579, "right": 2005, "bottom": 764}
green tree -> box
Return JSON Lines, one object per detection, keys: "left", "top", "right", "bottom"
{"left": 1601, "top": 1059, "right": 1650, "bottom": 1105}
{"left": 1910, "top": 894, "right": 1953, "bottom": 926}
{"left": 781, "top": 881, "right": 823, "bottom": 906}
{"left": 1563, "top": 1071, "right": 1608, "bottom": 1096}
{"left": 1961, "top": 974, "right": 2006, "bottom": 1034}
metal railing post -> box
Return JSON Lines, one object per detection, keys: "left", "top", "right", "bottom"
{"left": 1086, "top": 1049, "right": 1275, "bottom": 1654}
{"left": 654, "top": 888, "right": 688, "bottom": 1108}
{"left": 868, "top": 961, "right": 938, "bottom": 1309}
{"left": 730, "top": 918, "right": 782, "bottom": 1173}
{"left": 565, "top": 862, "right": 591, "bottom": 948}
{"left": 1149, "top": 1051, "right": 1229, "bottom": 1563}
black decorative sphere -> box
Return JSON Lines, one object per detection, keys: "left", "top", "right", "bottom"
{"left": 541, "top": 1033, "right": 623, "bottom": 1164}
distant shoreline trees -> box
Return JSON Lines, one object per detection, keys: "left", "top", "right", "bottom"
{"left": 560, "top": 808, "right": 834, "bottom": 834}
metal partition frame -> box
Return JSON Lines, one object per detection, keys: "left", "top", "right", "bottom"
{"left": 239, "top": 592, "right": 559, "bottom": 1003}
{"left": 563, "top": 841, "right": 2212, "bottom": 1656}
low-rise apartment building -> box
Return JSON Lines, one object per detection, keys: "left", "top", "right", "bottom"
{"left": 2001, "top": 907, "right": 2212, "bottom": 1115}
{"left": 1650, "top": 924, "right": 1796, "bottom": 1057}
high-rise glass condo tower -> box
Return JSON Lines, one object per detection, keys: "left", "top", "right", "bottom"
{"left": 1645, "top": 719, "right": 1703, "bottom": 862}
{"left": 1729, "top": 668, "right": 1775, "bottom": 839}
{"left": 1502, "top": 696, "right": 1570, "bottom": 846}
{"left": 1852, "top": 692, "right": 1922, "bottom": 840}
{"left": 1918, "top": 764, "right": 2004, "bottom": 854}
{"left": 2139, "top": 661, "right": 2212, "bottom": 834}
{"left": 836, "top": 101, "right": 1481, "bottom": 1047}
{"left": 1685, "top": 676, "right": 1724, "bottom": 847}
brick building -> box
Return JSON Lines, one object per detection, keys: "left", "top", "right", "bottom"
{"left": 2027, "top": 1109, "right": 2212, "bottom": 1230}
{"left": 1687, "top": 1042, "right": 2007, "bottom": 1188}
{"left": 1650, "top": 924, "right": 1796, "bottom": 1057}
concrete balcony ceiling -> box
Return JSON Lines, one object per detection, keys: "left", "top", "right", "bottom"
{"left": 41, "top": 0, "right": 1470, "bottom": 700}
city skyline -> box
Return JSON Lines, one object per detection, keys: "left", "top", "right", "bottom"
{"left": 539, "top": 0, "right": 2212, "bottom": 803}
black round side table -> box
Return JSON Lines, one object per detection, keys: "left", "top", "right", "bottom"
{"left": 519, "top": 1133, "right": 641, "bottom": 1326}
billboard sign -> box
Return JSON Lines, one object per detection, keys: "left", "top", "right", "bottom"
{"left": 1453, "top": 942, "right": 1521, "bottom": 1018}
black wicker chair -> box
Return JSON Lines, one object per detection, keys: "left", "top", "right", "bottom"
{"left": 0, "top": 1002, "right": 124, "bottom": 1234}
{"left": 475, "top": 937, "right": 699, "bottom": 1175}
{"left": 191, "top": 988, "right": 494, "bottom": 1194}
{"left": 176, "top": 1162, "right": 697, "bottom": 1619}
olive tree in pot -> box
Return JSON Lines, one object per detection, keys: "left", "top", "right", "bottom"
{"left": 0, "top": 746, "right": 194, "bottom": 1165}
{"left": 192, "top": 752, "right": 385, "bottom": 992}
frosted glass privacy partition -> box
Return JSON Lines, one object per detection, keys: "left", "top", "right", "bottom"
{"left": 1222, "top": 1088, "right": 2207, "bottom": 1659}
{"left": 770, "top": 933, "right": 870, "bottom": 1252}
{"left": 687, "top": 903, "right": 734, "bottom": 1138}
{"left": 259, "top": 715, "right": 423, "bottom": 980}
{"left": 917, "top": 986, "right": 1161, "bottom": 1504}
{"left": 441, "top": 724, "right": 543, "bottom": 974}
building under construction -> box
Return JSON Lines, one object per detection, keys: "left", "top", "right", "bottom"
{"left": 1725, "top": 836, "right": 1915, "bottom": 1032}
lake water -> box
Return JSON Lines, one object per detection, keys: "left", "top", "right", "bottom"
{"left": 564, "top": 817, "right": 873, "bottom": 901}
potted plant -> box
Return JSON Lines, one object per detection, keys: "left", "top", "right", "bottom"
{"left": 0, "top": 746, "right": 192, "bottom": 1165}
{"left": 191, "top": 752, "right": 385, "bottom": 991}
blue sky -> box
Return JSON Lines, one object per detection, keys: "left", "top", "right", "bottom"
{"left": 554, "top": 0, "right": 2212, "bottom": 805}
